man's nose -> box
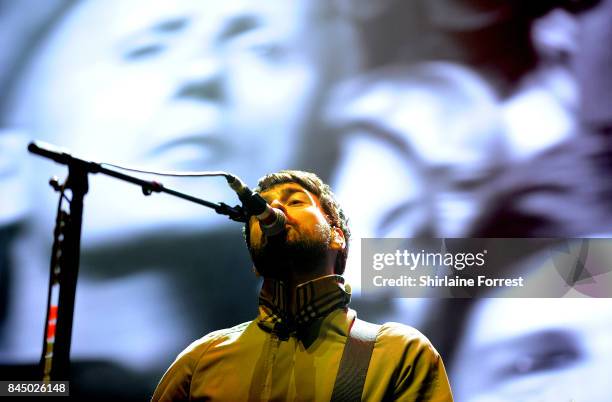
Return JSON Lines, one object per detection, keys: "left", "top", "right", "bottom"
{"left": 174, "top": 57, "right": 223, "bottom": 101}
{"left": 269, "top": 200, "right": 288, "bottom": 215}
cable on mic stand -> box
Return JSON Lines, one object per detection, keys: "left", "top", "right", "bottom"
{"left": 98, "top": 161, "right": 282, "bottom": 231}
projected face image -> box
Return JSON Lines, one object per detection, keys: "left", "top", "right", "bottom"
{"left": 8, "top": 0, "right": 341, "bottom": 244}
{"left": 331, "top": 64, "right": 503, "bottom": 239}
{"left": 1, "top": 0, "right": 360, "bottom": 376}
{"left": 450, "top": 298, "right": 612, "bottom": 401}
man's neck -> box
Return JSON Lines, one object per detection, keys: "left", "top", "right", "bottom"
{"left": 273, "top": 270, "right": 334, "bottom": 314}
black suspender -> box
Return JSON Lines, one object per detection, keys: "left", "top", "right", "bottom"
{"left": 331, "top": 318, "right": 380, "bottom": 402}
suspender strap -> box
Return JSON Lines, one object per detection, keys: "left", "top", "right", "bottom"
{"left": 331, "top": 318, "right": 380, "bottom": 402}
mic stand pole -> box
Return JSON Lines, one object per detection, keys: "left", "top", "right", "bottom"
{"left": 28, "top": 141, "right": 246, "bottom": 382}
{"left": 40, "top": 161, "right": 88, "bottom": 382}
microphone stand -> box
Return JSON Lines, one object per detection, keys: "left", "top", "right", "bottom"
{"left": 28, "top": 141, "right": 246, "bottom": 382}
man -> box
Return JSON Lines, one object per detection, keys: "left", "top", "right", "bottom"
{"left": 152, "top": 170, "right": 454, "bottom": 401}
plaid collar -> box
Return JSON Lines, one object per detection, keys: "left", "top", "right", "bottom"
{"left": 257, "top": 275, "right": 351, "bottom": 340}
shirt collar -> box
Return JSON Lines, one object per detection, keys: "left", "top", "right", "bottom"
{"left": 257, "top": 274, "right": 351, "bottom": 339}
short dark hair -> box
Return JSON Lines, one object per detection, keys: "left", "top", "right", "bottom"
{"left": 244, "top": 170, "right": 351, "bottom": 275}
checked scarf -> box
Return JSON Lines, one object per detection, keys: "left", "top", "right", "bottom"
{"left": 257, "top": 275, "right": 351, "bottom": 340}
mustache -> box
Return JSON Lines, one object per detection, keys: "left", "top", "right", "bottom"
{"left": 248, "top": 228, "right": 331, "bottom": 279}
{"left": 259, "top": 229, "right": 289, "bottom": 248}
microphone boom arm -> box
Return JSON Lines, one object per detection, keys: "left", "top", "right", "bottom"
{"left": 28, "top": 141, "right": 248, "bottom": 222}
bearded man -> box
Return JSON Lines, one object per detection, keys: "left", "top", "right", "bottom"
{"left": 152, "top": 170, "right": 453, "bottom": 401}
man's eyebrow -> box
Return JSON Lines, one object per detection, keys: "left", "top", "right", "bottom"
{"left": 280, "top": 187, "right": 307, "bottom": 199}
{"left": 216, "top": 15, "right": 261, "bottom": 44}
{"left": 260, "top": 186, "right": 306, "bottom": 202}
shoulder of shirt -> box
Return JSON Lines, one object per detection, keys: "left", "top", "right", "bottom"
{"left": 174, "top": 321, "right": 252, "bottom": 363}
{"left": 375, "top": 321, "right": 441, "bottom": 358}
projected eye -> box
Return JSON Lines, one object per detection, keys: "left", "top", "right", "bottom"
{"left": 248, "top": 42, "right": 289, "bottom": 63}
{"left": 120, "top": 16, "right": 190, "bottom": 62}
{"left": 504, "top": 349, "right": 580, "bottom": 377}
{"left": 123, "top": 43, "right": 165, "bottom": 61}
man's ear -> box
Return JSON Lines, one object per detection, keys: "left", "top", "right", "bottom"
{"left": 330, "top": 226, "right": 346, "bottom": 251}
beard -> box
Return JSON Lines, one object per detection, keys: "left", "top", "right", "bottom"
{"left": 249, "top": 226, "right": 331, "bottom": 280}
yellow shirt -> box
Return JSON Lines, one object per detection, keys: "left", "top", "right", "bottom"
{"left": 152, "top": 276, "right": 453, "bottom": 401}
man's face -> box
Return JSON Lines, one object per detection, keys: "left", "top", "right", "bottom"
{"left": 450, "top": 298, "right": 612, "bottom": 401}
{"left": 9, "top": 0, "right": 346, "bottom": 243}
{"left": 248, "top": 182, "right": 335, "bottom": 278}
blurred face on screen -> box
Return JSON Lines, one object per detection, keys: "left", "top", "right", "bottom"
{"left": 331, "top": 64, "right": 503, "bottom": 240}
{"left": 450, "top": 298, "right": 612, "bottom": 401}
{"left": 8, "top": 0, "right": 355, "bottom": 244}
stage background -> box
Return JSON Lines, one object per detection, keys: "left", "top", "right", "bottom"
{"left": 1, "top": 0, "right": 611, "bottom": 400}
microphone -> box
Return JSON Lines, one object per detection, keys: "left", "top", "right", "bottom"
{"left": 226, "top": 175, "right": 286, "bottom": 236}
